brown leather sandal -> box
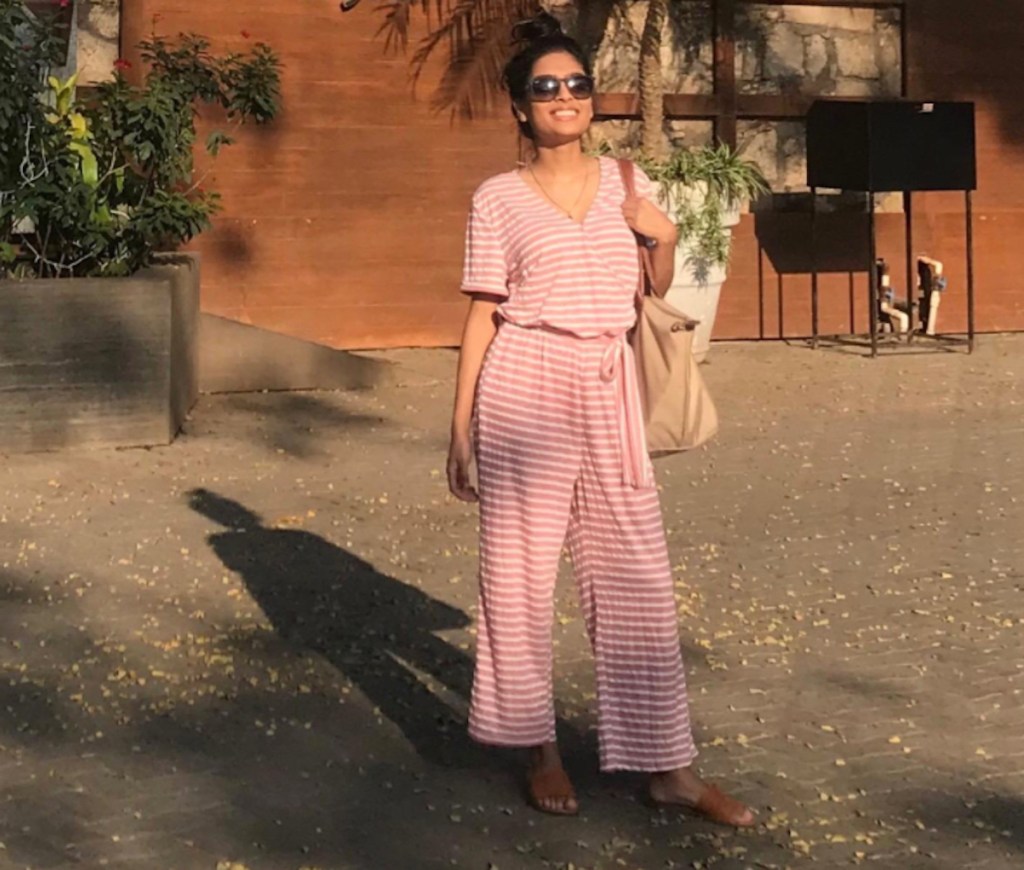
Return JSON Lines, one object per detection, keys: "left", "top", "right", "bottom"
{"left": 651, "top": 783, "right": 756, "bottom": 828}
{"left": 526, "top": 765, "right": 579, "bottom": 816}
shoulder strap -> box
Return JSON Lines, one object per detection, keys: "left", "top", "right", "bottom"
{"left": 616, "top": 158, "right": 654, "bottom": 300}
{"left": 617, "top": 157, "right": 637, "bottom": 197}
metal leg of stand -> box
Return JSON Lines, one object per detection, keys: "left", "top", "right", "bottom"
{"left": 966, "top": 189, "right": 976, "bottom": 353}
{"left": 848, "top": 272, "right": 856, "bottom": 334}
{"left": 757, "top": 243, "right": 765, "bottom": 340}
{"left": 868, "top": 194, "right": 878, "bottom": 357}
{"left": 905, "top": 191, "right": 914, "bottom": 343}
{"left": 811, "top": 187, "right": 819, "bottom": 348}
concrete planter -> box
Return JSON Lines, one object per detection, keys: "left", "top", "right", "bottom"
{"left": 660, "top": 186, "right": 743, "bottom": 363}
{"left": 0, "top": 254, "right": 199, "bottom": 452}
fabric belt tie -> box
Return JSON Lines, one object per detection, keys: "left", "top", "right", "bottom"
{"left": 600, "top": 335, "right": 655, "bottom": 490}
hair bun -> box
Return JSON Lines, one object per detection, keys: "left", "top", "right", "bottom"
{"left": 511, "top": 12, "right": 563, "bottom": 45}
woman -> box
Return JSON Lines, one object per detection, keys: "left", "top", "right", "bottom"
{"left": 446, "top": 14, "right": 754, "bottom": 827}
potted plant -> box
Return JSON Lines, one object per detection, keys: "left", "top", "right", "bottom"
{"left": 0, "top": 1, "right": 281, "bottom": 451}
{"left": 637, "top": 144, "right": 768, "bottom": 362}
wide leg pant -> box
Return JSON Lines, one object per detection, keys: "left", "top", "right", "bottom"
{"left": 468, "top": 324, "right": 698, "bottom": 772}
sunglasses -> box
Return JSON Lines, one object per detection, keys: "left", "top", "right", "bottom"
{"left": 528, "top": 73, "right": 595, "bottom": 102}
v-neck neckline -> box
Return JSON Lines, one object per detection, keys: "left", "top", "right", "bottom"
{"left": 516, "top": 157, "right": 603, "bottom": 226}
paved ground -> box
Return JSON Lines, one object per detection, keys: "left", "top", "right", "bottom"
{"left": 0, "top": 335, "right": 1022, "bottom": 870}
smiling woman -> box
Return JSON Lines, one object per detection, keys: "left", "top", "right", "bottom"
{"left": 445, "top": 10, "right": 756, "bottom": 828}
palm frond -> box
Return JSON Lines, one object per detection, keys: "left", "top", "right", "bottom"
{"left": 429, "top": 10, "right": 524, "bottom": 119}
{"left": 376, "top": 0, "right": 465, "bottom": 53}
{"left": 380, "top": 0, "right": 541, "bottom": 118}
{"left": 375, "top": 1, "right": 418, "bottom": 52}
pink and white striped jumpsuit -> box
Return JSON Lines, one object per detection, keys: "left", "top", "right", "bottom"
{"left": 462, "top": 156, "right": 697, "bottom": 772}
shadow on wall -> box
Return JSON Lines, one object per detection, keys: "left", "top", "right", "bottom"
{"left": 909, "top": 0, "right": 1024, "bottom": 150}
{"left": 750, "top": 194, "right": 874, "bottom": 339}
{"left": 754, "top": 195, "right": 872, "bottom": 275}
{"left": 210, "top": 222, "right": 254, "bottom": 266}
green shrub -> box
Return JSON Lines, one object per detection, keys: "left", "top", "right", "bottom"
{"left": 0, "top": 0, "right": 281, "bottom": 279}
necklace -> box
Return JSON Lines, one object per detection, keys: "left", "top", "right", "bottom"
{"left": 527, "top": 160, "right": 593, "bottom": 219}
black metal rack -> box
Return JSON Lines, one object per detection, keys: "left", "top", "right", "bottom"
{"left": 806, "top": 99, "right": 978, "bottom": 356}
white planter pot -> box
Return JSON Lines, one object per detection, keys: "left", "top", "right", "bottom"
{"left": 658, "top": 186, "right": 743, "bottom": 363}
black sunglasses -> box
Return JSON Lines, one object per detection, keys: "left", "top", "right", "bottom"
{"left": 528, "top": 73, "right": 595, "bottom": 102}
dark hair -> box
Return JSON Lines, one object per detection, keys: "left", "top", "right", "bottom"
{"left": 503, "top": 13, "right": 592, "bottom": 141}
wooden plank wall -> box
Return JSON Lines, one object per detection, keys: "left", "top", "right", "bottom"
{"left": 122, "top": 1, "right": 1024, "bottom": 349}
{"left": 121, "top": 0, "right": 518, "bottom": 349}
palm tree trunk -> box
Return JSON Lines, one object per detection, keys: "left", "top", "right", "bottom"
{"left": 638, "top": 0, "right": 668, "bottom": 161}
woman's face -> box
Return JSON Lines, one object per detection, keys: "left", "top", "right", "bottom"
{"left": 519, "top": 50, "right": 594, "bottom": 146}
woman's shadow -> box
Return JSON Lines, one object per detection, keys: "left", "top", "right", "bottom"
{"left": 187, "top": 488, "right": 480, "bottom": 766}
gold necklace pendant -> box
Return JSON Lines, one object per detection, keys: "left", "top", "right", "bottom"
{"left": 528, "top": 161, "right": 592, "bottom": 218}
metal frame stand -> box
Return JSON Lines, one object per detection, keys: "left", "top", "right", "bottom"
{"left": 809, "top": 186, "right": 976, "bottom": 356}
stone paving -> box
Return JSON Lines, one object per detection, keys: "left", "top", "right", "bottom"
{"left": 0, "top": 335, "right": 1022, "bottom": 870}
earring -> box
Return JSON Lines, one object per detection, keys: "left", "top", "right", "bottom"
{"left": 516, "top": 112, "right": 528, "bottom": 122}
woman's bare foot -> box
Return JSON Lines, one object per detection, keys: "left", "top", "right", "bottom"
{"left": 526, "top": 742, "right": 579, "bottom": 815}
{"left": 649, "top": 767, "right": 755, "bottom": 827}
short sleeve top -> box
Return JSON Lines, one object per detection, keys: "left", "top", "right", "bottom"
{"left": 459, "top": 156, "right": 662, "bottom": 339}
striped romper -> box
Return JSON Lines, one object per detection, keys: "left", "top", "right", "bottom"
{"left": 461, "top": 156, "right": 697, "bottom": 772}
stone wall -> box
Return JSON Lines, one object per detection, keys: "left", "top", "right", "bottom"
{"left": 76, "top": 0, "right": 120, "bottom": 85}
{"left": 738, "top": 5, "right": 901, "bottom": 98}
{"left": 580, "top": 1, "right": 903, "bottom": 193}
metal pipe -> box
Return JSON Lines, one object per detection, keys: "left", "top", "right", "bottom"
{"left": 810, "top": 186, "right": 819, "bottom": 348}
{"left": 966, "top": 189, "right": 976, "bottom": 353}
{"left": 868, "top": 194, "right": 878, "bottom": 357}
{"left": 757, "top": 243, "right": 765, "bottom": 340}
{"left": 904, "top": 191, "right": 914, "bottom": 341}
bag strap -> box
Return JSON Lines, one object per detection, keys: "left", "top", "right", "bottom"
{"left": 616, "top": 158, "right": 655, "bottom": 301}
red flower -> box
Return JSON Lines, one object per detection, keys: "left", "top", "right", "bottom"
{"left": 240, "top": 29, "right": 251, "bottom": 39}
{"left": 58, "top": 0, "right": 70, "bottom": 8}
{"left": 113, "top": 58, "right": 132, "bottom": 72}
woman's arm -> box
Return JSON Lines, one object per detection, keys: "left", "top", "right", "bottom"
{"left": 451, "top": 295, "right": 500, "bottom": 437}
{"left": 448, "top": 294, "right": 501, "bottom": 502}
{"left": 645, "top": 227, "right": 679, "bottom": 298}
{"left": 621, "top": 199, "right": 678, "bottom": 298}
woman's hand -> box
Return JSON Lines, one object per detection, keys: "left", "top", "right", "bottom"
{"left": 447, "top": 431, "right": 478, "bottom": 503}
{"left": 622, "top": 196, "right": 678, "bottom": 246}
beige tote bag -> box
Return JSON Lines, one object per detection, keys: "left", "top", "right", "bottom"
{"left": 619, "top": 159, "right": 719, "bottom": 455}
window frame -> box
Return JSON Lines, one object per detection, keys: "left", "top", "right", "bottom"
{"left": 593, "top": 0, "right": 907, "bottom": 148}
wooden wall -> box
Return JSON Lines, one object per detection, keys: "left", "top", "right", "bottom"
{"left": 123, "top": 1, "right": 1024, "bottom": 349}
{"left": 122, "top": 0, "right": 517, "bottom": 349}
